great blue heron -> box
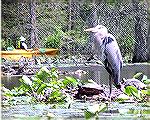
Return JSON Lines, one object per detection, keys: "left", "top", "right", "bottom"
{"left": 84, "top": 25, "right": 123, "bottom": 99}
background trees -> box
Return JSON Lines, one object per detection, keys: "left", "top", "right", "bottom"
{"left": 1, "top": 0, "right": 150, "bottom": 62}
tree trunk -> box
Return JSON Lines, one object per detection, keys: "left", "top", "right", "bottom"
{"left": 29, "top": 0, "right": 39, "bottom": 48}
{"left": 68, "top": 0, "right": 78, "bottom": 30}
{"left": 68, "top": 0, "right": 72, "bottom": 30}
{"left": 147, "top": 18, "right": 150, "bottom": 61}
{"left": 87, "top": 0, "right": 97, "bottom": 43}
{"left": 146, "top": 0, "right": 150, "bottom": 61}
{"left": 84, "top": 0, "right": 98, "bottom": 56}
{"left": 132, "top": 0, "right": 148, "bottom": 62}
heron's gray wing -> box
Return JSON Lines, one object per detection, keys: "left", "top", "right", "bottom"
{"left": 104, "top": 41, "right": 123, "bottom": 84}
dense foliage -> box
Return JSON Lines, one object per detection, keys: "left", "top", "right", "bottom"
{"left": 1, "top": 0, "right": 150, "bottom": 62}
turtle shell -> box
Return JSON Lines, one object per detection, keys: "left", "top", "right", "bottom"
{"left": 76, "top": 82, "right": 104, "bottom": 97}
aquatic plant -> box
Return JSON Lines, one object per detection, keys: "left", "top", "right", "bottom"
{"left": 3, "top": 66, "right": 79, "bottom": 105}
{"left": 122, "top": 72, "right": 150, "bottom": 102}
{"left": 84, "top": 103, "right": 107, "bottom": 119}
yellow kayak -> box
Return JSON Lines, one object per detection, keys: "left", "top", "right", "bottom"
{"left": 1, "top": 48, "right": 59, "bottom": 61}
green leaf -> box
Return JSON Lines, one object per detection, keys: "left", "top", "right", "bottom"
{"left": 63, "top": 76, "right": 78, "bottom": 87}
{"left": 133, "top": 72, "right": 143, "bottom": 80}
{"left": 37, "top": 84, "right": 47, "bottom": 94}
{"left": 51, "top": 67, "right": 57, "bottom": 72}
{"left": 19, "top": 81, "right": 32, "bottom": 93}
{"left": 124, "top": 86, "right": 137, "bottom": 96}
{"left": 84, "top": 104, "right": 98, "bottom": 119}
{"left": 50, "top": 90, "right": 62, "bottom": 98}
{"left": 84, "top": 110, "right": 96, "bottom": 119}
{"left": 32, "top": 77, "right": 42, "bottom": 84}
{"left": 84, "top": 103, "right": 107, "bottom": 119}
{"left": 22, "top": 75, "right": 32, "bottom": 86}
{"left": 124, "top": 86, "right": 140, "bottom": 99}
{"left": 99, "top": 103, "right": 107, "bottom": 112}
{"left": 133, "top": 73, "right": 148, "bottom": 84}
{"left": 142, "top": 75, "right": 148, "bottom": 81}
{"left": 143, "top": 79, "right": 150, "bottom": 84}
{"left": 124, "top": 86, "right": 138, "bottom": 96}
{"left": 141, "top": 102, "right": 150, "bottom": 107}
{"left": 141, "top": 89, "right": 150, "bottom": 96}
{"left": 37, "top": 66, "right": 50, "bottom": 81}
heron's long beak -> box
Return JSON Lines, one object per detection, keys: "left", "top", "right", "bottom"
{"left": 84, "top": 27, "right": 95, "bottom": 32}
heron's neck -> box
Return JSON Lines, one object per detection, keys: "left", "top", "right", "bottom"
{"left": 95, "top": 34, "right": 105, "bottom": 42}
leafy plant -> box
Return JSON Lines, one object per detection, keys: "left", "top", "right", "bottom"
{"left": 143, "top": 79, "right": 150, "bottom": 85}
{"left": 123, "top": 72, "right": 150, "bottom": 101}
{"left": 3, "top": 66, "right": 79, "bottom": 105}
{"left": 1, "top": 38, "right": 15, "bottom": 50}
{"left": 124, "top": 86, "right": 142, "bottom": 100}
{"left": 44, "top": 27, "right": 66, "bottom": 49}
{"left": 133, "top": 72, "right": 147, "bottom": 81}
{"left": 62, "top": 76, "right": 78, "bottom": 88}
{"left": 84, "top": 103, "right": 107, "bottom": 119}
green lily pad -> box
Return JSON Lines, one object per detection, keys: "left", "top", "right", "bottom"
{"left": 84, "top": 103, "right": 107, "bottom": 119}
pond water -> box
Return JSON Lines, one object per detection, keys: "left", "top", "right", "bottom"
{"left": 1, "top": 63, "right": 150, "bottom": 119}
{"left": 2, "top": 97, "right": 150, "bottom": 120}
{"left": 2, "top": 63, "right": 150, "bottom": 89}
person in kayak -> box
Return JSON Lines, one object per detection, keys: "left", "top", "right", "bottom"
{"left": 18, "top": 36, "right": 28, "bottom": 50}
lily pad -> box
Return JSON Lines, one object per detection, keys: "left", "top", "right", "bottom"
{"left": 84, "top": 103, "right": 107, "bottom": 119}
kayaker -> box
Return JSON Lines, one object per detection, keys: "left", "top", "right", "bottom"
{"left": 18, "top": 36, "right": 28, "bottom": 50}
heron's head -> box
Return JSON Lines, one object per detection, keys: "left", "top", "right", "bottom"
{"left": 84, "top": 25, "right": 108, "bottom": 39}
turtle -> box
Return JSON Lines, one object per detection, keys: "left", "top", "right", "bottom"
{"left": 74, "top": 80, "right": 104, "bottom": 99}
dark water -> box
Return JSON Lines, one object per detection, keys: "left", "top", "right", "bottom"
{"left": 2, "top": 98, "right": 150, "bottom": 120}
{"left": 2, "top": 63, "right": 150, "bottom": 89}
{"left": 1, "top": 75, "right": 22, "bottom": 89}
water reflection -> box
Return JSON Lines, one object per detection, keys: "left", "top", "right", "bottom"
{"left": 2, "top": 101, "right": 150, "bottom": 120}
{"left": 1, "top": 63, "right": 150, "bottom": 90}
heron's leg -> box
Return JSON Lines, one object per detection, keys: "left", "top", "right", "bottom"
{"left": 109, "top": 75, "right": 112, "bottom": 101}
